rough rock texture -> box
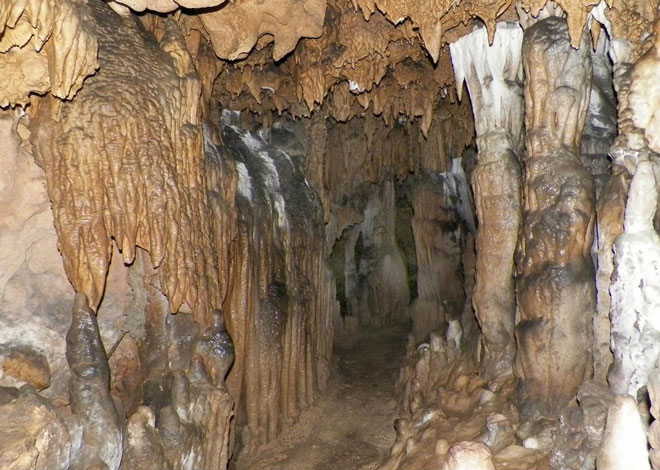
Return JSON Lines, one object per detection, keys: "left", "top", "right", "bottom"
{"left": 211, "top": 0, "right": 468, "bottom": 135}
{"left": 219, "top": 119, "right": 337, "bottom": 453}
{"left": 200, "top": 0, "right": 326, "bottom": 61}
{"left": 442, "top": 441, "right": 495, "bottom": 470}
{"left": 66, "top": 293, "right": 123, "bottom": 470}
{"left": 515, "top": 16, "right": 595, "bottom": 415}
{"left": 0, "top": 111, "right": 74, "bottom": 403}
{"left": 409, "top": 167, "right": 471, "bottom": 342}
{"left": 378, "top": 331, "right": 549, "bottom": 470}
{"left": 0, "top": 387, "right": 71, "bottom": 470}
{"left": 580, "top": 48, "right": 616, "bottom": 194}
{"left": 592, "top": 26, "right": 637, "bottom": 384}
{"left": 0, "top": 0, "right": 98, "bottom": 106}
{"left": 609, "top": 160, "right": 660, "bottom": 396}
{"left": 355, "top": 181, "right": 410, "bottom": 326}
{"left": 450, "top": 22, "right": 524, "bottom": 380}
{"left": 31, "top": 3, "right": 225, "bottom": 323}
{"left": 648, "top": 360, "right": 660, "bottom": 469}
{"left": 549, "top": 381, "right": 613, "bottom": 470}
{"left": 112, "top": 0, "right": 225, "bottom": 13}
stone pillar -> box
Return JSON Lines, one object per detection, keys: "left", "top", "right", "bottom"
{"left": 450, "top": 22, "right": 524, "bottom": 379}
{"left": 608, "top": 160, "right": 660, "bottom": 396}
{"left": 593, "top": 28, "right": 638, "bottom": 383}
{"left": 515, "top": 16, "right": 595, "bottom": 414}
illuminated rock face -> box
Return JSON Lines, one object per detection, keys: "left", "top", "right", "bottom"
{"left": 0, "top": 111, "right": 74, "bottom": 403}
{"left": 515, "top": 16, "right": 595, "bottom": 416}
{"left": 598, "top": 394, "right": 650, "bottom": 470}
{"left": 219, "top": 121, "right": 337, "bottom": 451}
{"left": 450, "top": 23, "right": 524, "bottom": 380}
{"left": 609, "top": 161, "right": 660, "bottom": 397}
{"left": 6, "top": 0, "right": 660, "bottom": 469}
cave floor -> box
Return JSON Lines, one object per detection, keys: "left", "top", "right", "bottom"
{"left": 232, "top": 321, "right": 411, "bottom": 470}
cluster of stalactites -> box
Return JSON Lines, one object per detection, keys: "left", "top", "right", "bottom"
{"left": 0, "top": 0, "right": 98, "bottom": 107}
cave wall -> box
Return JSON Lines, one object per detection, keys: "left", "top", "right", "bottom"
{"left": 219, "top": 117, "right": 338, "bottom": 453}
{"left": 4, "top": 0, "right": 660, "bottom": 469}
{"left": 0, "top": 2, "right": 338, "bottom": 468}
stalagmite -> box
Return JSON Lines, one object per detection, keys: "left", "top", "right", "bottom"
{"left": 5, "top": 0, "right": 660, "bottom": 468}
{"left": 450, "top": 22, "right": 524, "bottom": 380}
{"left": 597, "top": 394, "right": 650, "bottom": 470}
{"left": 516, "top": 16, "right": 595, "bottom": 415}
{"left": 356, "top": 180, "right": 410, "bottom": 326}
{"left": 609, "top": 160, "right": 660, "bottom": 396}
{"left": 593, "top": 10, "right": 640, "bottom": 383}
{"left": 66, "top": 293, "right": 122, "bottom": 470}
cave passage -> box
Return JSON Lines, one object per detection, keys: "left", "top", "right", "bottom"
{"left": 4, "top": 1, "right": 660, "bottom": 470}
{"left": 233, "top": 322, "right": 410, "bottom": 470}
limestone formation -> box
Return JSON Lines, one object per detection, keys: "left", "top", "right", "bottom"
{"left": 31, "top": 2, "right": 224, "bottom": 323}
{"left": 3, "top": 0, "right": 660, "bottom": 469}
{"left": 0, "top": 110, "right": 74, "bottom": 403}
{"left": 220, "top": 122, "right": 337, "bottom": 452}
{"left": 66, "top": 293, "right": 122, "bottom": 470}
{"left": 593, "top": 13, "right": 651, "bottom": 384}
{"left": 597, "top": 394, "right": 650, "bottom": 470}
{"left": 355, "top": 181, "right": 410, "bottom": 326}
{"left": 450, "top": 22, "right": 524, "bottom": 380}
{"left": 0, "top": 387, "right": 71, "bottom": 470}
{"left": 0, "top": 0, "right": 98, "bottom": 106}
{"left": 410, "top": 169, "right": 469, "bottom": 341}
{"left": 515, "top": 16, "right": 595, "bottom": 415}
{"left": 609, "top": 160, "right": 660, "bottom": 396}
{"left": 648, "top": 360, "right": 660, "bottom": 469}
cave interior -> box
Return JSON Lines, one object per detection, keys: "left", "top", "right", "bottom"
{"left": 1, "top": 0, "right": 660, "bottom": 469}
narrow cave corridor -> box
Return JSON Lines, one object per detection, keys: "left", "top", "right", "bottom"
{"left": 2, "top": 1, "right": 660, "bottom": 470}
{"left": 234, "top": 322, "right": 410, "bottom": 470}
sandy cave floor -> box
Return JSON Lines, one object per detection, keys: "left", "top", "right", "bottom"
{"left": 231, "top": 321, "right": 411, "bottom": 470}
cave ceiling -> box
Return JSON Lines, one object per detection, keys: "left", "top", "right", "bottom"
{"left": 0, "top": 0, "right": 655, "bottom": 135}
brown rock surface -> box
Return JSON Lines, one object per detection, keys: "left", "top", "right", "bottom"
{"left": 515, "top": 16, "right": 595, "bottom": 415}
{"left": 450, "top": 22, "right": 524, "bottom": 380}
{"left": 31, "top": 3, "right": 226, "bottom": 323}
{"left": 0, "top": 0, "right": 98, "bottom": 106}
{"left": 0, "top": 387, "right": 71, "bottom": 470}
{"left": 0, "top": 110, "right": 74, "bottom": 402}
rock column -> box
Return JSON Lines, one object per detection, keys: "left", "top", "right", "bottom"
{"left": 515, "top": 16, "right": 595, "bottom": 414}
{"left": 450, "top": 22, "right": 524, "bottom": 379}
{"left": 608, "top": 160, "right": 660, "bottom": 396}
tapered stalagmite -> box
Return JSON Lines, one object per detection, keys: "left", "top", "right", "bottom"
{"left": 597, "top": 394, "right": 650, "bottom": 470}
{"left": 608, "top": 160, "right": 660, "bottom": 396}
{"left": 592, "top": 13, "right": 638, "bottom": 382}
{"left": 450, "top": 22, "right": 524, "bottom": 379}
{"left": 516, "top": 16, "right": 595, "bottom": 414}
{"left": 66, "top": 293, "right": 122, "bottom": 470}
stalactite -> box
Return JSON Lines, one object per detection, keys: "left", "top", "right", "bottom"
{"left": 219, "top": 122, "right": 337, "bottom": 453}
{"left": 0, "top": 0, "right": 99, "bottom": 106}
{"left": 516, "top": 16, "right": 595, "bottom": 415}
{"left": 450, "top": 22, "right": 524, "bottom": 380}
{"left": 31, "top": 3, "right": 225, "bottom": 324}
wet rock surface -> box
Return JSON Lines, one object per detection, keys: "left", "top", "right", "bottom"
{"left": 515, "top": 16, "right": 595, "bottom": 416}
